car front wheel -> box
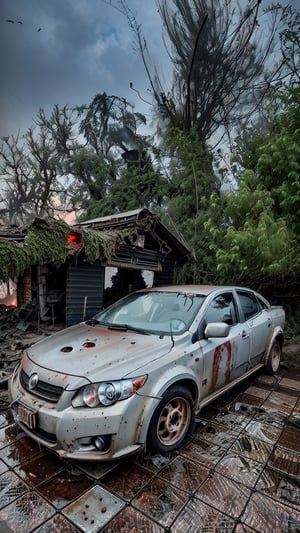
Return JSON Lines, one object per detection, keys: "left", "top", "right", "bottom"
{"left": 265, "top": 340, "right": 281, "bottom": 375}
{"left": 148, "top": 385, "right": 194, "bottom": 453}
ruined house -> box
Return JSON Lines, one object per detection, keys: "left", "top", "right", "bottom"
{"left": 0, "top": 208, "right": 191, "bottom": 328}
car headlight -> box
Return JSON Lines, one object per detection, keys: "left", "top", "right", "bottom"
{"left": 72, "top": 375, "right": 147, "bottom": 408}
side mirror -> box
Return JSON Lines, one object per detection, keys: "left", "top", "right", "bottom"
{"left": 204, "top": 322, "right": 230, "bottom": 339}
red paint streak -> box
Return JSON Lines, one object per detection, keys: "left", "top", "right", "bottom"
{"left": 225, "top": 344, "right": 232, "bottom": 384}
{"left": 210, "top": 341, "right": 232, "bottom": 393}
{"left": 211, "top": 346, "right": 222, "bottom": 393}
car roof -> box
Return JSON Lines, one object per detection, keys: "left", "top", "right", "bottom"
{"left": 142, "top": 285, "right": 243, "bottom": 296}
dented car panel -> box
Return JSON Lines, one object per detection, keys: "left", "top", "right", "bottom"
{"left": 9, "top": 285, "right": 285, "bottom": 461}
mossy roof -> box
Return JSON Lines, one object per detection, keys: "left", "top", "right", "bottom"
{"left": 0, "top": 218, "right": 129, "bottom": 282}
{"left": 0, "top": 211, "right": 191, "bottom": 282}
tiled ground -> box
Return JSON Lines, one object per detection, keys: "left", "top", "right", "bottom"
{"left": 0, "top": 361, "right": 299, "bottom": 533}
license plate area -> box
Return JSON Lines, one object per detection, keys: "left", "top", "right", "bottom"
{"left": 17, "top": 403, "right": 37, "bottom": 429}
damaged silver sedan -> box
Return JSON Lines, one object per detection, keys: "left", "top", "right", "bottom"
{"left": 9, "top": 285, "right": 285, "bottom": 461}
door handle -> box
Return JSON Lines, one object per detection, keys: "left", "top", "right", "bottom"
{"left": 242, "top": 330, "right": 249, "bottom": 339}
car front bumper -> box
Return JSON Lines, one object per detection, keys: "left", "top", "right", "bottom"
{"left": 9, "top": 367, "right": 147, "bottom": 461}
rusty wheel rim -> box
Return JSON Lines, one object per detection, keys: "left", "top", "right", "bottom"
{"left": 157, "top": 397, "right": 191, "bottom": 446}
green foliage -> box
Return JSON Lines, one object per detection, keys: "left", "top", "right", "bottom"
{"left": 213, "top": 208, "right": 296, "bottom": 283}
{"left": 285, "top": 311, "right": 300, "bottom": 344}
{"left": 234, "top": 89, "right": 300, "bottom": 236}
{"left": 0, "top": 241, "right": 28, "bottom": 281}
{"left": 73, "top": 165, "right": 168, "bottom": 221}
{"left": 25, "top": 220, "right": 71, "bottom": 266}
{"left": 68, "top": 93, "right": 164, "bottom": 220}
{"left": 0, "top": 220, "right": 70, "bottom": 281}
{"left": 206, "top": 88, "right": 300, "bottom": 308}
{"left": 65, "top": 149, "right": 116, "bottom": 219}
{"left": 163, "top": 128, "right": 218, "bottom": 283}
{"left": 109, "top": 167, "right": 167, "bottom": 212}
{"left": 80, "top": 228, "right": 129, "bottom": 263}
{"left": 205, "top": 184, "right": 300, "bottom": 309}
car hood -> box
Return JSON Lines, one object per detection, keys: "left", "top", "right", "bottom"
{"left": 26, "top": 322, "right": 173, "bottom": 384}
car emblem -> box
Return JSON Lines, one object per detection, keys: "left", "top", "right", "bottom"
{"left": 28, "top": 373, "right": 39, "bottom": 390}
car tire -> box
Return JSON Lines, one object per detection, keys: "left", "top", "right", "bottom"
{"left": 265, "top": 340, "right": 281, "bottom": 375}
{"left": 148, "top": 385, "right": 194, "bottom": 453}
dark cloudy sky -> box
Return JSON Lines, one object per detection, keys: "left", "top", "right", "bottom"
{"left": 1, "top": 0, "right": 298, "bottom": 139}
{"left": 0, "top": 0, "right": 164, "bottom": 137}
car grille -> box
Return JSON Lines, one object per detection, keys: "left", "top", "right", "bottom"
{"left": 20, "top": 369, "right": 63, "bottom": 403}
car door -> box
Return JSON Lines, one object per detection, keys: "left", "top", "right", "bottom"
{"left": 236, "top": 290, "right": 272, "bottom": 366}
{"left": 199, "top": 291, "right": 251, "bottom": 397}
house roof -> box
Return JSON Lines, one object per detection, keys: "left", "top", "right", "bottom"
{"left": 77, "top": 208, "right": 191, "bottom": 261}
{"left": 0, "top": 225, "right": 28, "bottom": 242}
{"left": 0, "top": 210, "right": 192, "bottom": 281}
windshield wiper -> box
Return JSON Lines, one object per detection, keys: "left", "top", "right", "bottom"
{"left": 85, "top": 318, "right": 102, "bottom": 326}
{"left": 107, "top": 324, "right": 150, "bottom": 335}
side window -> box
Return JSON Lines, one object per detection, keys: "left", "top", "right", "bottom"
{"left": 257, "top": 296, "right": 269, "bottom": 310}
{"left": 237, "top": 291, "right": 260, "bottom": 320}
{"left": 204, "top": 293, "right": 237, "bottom": 326}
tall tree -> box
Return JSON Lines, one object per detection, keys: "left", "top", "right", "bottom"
{"left": 77, "top": 93, "right": 148, "bottom": 157}
{"left": 0, "top": 93, "right": 166, "bottom": 224}
{"left": 0, "top": 125, "right": 66, "bottom": 225}
{"left": 69, "top": 92, "right": 166, "bottom": 219}
{"left": 277, "top": 3, "right": 300, "bottom": 86}
{"left": 119, "top": 0, "right": 297, "bottom": 145}
{"left": 160, "top": 127, "right": 218, "bottom": 283}
{"left": 0, "top": 134, "right": 32, "bottom": 224}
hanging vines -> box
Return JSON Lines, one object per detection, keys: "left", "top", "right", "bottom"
{"left": 0, "top": 218, "right": 132, "bottom": 282}
{"left": 80, "top": 227, "right": 130, "bottom": 263}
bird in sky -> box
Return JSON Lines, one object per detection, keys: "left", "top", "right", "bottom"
{"left": 5, "top": 19, "right": 42, "bottom": 31}
{"left": 6, "top": 19, "right": 23, "bottom": 24}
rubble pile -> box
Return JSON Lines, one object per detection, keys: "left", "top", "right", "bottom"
{"left": 0, "top": 306, "right": 51, "bottom": 391}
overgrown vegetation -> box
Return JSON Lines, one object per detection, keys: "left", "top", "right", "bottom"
{"left": 205, "top": 87, "right": 300, "bottom": 311}
{"left": 0, "top": 220, "right": 70, "bottom": 281}
{"left": 285, "top": 312, "right": 300, "bottom": 345}
{"left": 80, "top": 227, "right": 130, "bottom": 262}
{"left": 0, "top": 220, "right": 132, "bottom": 281}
